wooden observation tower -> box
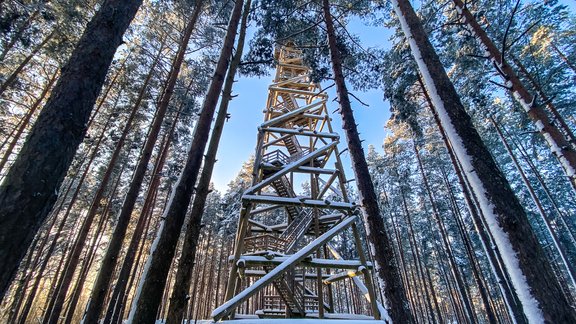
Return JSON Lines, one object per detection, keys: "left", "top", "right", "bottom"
{"left": 211, "top": 43, "right": 384, "bottom": 321}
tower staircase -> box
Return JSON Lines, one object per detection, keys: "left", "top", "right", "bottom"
{"left": 211, "top": 42, "right": 384, "bottom": 322}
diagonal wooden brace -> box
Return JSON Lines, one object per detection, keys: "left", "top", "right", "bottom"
{"left": 211, "top": 216, "right": 357, "bottom": 321}
{"left": 244, "top": 141, "right": 337, "bottom": 195}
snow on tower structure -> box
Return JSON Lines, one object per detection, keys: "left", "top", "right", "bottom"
{"left": 212, "top": 42, "right": 383, "bottom": 321}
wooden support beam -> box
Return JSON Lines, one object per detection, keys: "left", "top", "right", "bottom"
{"left": 318, "top": 172, "right": 340, "bottom": 199}
{"left": 241, "top": 195, "right": 356, "bottom": 210}
{"left": 262, "top": 133, "right": 293, "bottom": 149}
{"left": 260, "top": 126, "right": 339, "bottom": 139}
{"left": 269, "top": 86, "right": 327, "bottom": 97}
{"left": 261, "top": 100, "right": 325, "bottom": 128}
{"left": 249, "top": 204, "right": 283, "bottom": 215}
{"left": 260, "top": 164, "right": 337, "bottom": 175}
{"left": 327, "top": 244, "right": 387, "bottom": 321}
{"left": 297, "top": 166, "right": 336, "bottom": 174}
{"left": 276, "top": 63, "right": 309, "bottom": 70}
{"left": 234, "top": 255, "right": 373, "bottom": 270}
{"left": 301, "top": 113, "right": 325, "bottom": 120}
{"left": 245, "top": 141, "right": 337, "bottom": 194}
{"left": 245, "top": 270, "right": 330, "bottom": 279}
{"left": 323, "top": 269, "right": 364, "bottom": 284}
{"left": 211, "top": 216, "right": 357, "bottom": 321}
{"left": 319, "top": 177, "right": 343, "bottom": 198}
{"left": 250, "top": 213, "right": 343, "bottom": 233}
{"left": 271, "top": 75, "right": 307, "bottom": 87}
{"left": 248, "top": 219, "right": 273, "bottom": 232}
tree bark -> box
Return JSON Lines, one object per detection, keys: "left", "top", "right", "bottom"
{"left": 0, "top": 0, "right": 143, "bottom": 299}
{"left": 128, "top": 0, "right": 243, "bottom": 321}
{"left": 5, "top": 232, "right": 37, "bottom": 323}
{"left": 322, "top": 0, "right": 412, "bottom": 321}
{"left": 17, "top": 152, "right": 96, "bottom": 324}
{"left": 86, "top": 54, "right": 131, "bottom": 131}
{"left": 392, "top": 0, "right": 576, "bottom": 321}
{"left": 22, "top": 153, "right": 91, "bottom": 321}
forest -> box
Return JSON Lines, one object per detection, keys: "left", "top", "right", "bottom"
{"left": 0, "top": 0, "right": 575, "bottom": 323}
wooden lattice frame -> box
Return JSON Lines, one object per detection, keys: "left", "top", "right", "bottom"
{"left": 212, "top": 43, "right": 382, "bottom": 321}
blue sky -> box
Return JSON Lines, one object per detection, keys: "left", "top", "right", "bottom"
{"left": 211, "top": 19, "right": 391, "bottom": 192}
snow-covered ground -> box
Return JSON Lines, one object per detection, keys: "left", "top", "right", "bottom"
{"left": 154, "top": 312, "right": 386, "bottom": 323}
{"left": 183, "top": 320, "right": 386, "bottom": 324}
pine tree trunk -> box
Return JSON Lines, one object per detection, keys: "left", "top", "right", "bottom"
{"left": 429, "top": 228, "right": 463, "bottom": 323}
{"left": 186, "top": 237, "right": 205, "bottom": 319}
{"left": 0, "top": 30, "right": 56, "bottom": 96}
{"left": 550, "top": 42, "right": 576, "bottom": 74}
{"left": 400, "top": 189, "right": 438, "bottom": 324}
{"left": 100, "top": 111, "right": 178, "bottom": 324}
{"left": 441, "top": 166, "right": 497, "bottom": 323}
{"left": 165, "top": 1, "right": 250, "bottom": 322}
{"left": 213, "top": 240, "right": 225, "bottom": 311}
{"left": 322, "top": 0, "right": 412, "bottom": 321}
{"left": 202, "top": 244, "right": 218, "bottom": 318}
{"left": 510, "top": 131, "right": 576, "bottom": 245}
{"left": 423, "top": 253, "right": 443, "bottom": 323}
{"left": 43, "top": 209, "right": 93, "bottom": 324}
{"left": 451, "top": 0, "right": 576, "bottom": 190}
{"left": 5, "top": 234, "right": 37, "bottom": 323}
{"left": 8, "top": 164, "right": 86, "bottom": 323}
{"left": 193, "top": 231, "right": 213, "bottom": 320}
{"left": 62, "top": 168, "right": 123, "bottom": 324}
{"left": 388, "top": 213, "right": 413, "bottom": 318}
{"left": 0, "top": 117, "right": 26, "bottom": 157}
{"left": 115, "top": 189, "right": 159, "bottom": 323}
{"left": 44, "top": 92, "right": 124, "bottom": 324}
{"left": 78, "top": 7, "right": 201, "bottom": 322}
{"left": 0, "top": 0, "right": 143, "bottom": 299}
{"left": 0, "top": 69, "right": 58, "bottom": 172}
{"left": 510, "top": 56, "right": 576, "bottom": 147}
{"left": 413, "top": 144, "right": 477, "bottom": 324}
{"left": 17, "top": 159, "right": 95, "bottom": 324}
{"left": 399, "top": 192, "right": 425, "bottom": 323}
{"left": 417, "top": 74, "right": 527, "bottom": 323}
{"left": 491, "top": 117, "right": 576, "bottom": 288}
{"left": 113, "top": 185, "right": 164, "bottom": 324}
{"left": 392, "top": 0, "right": 576, "bottom": 321}
{"left": 40, "top": 222, "right": 79, "bottom": 321}
{"left": 0, "top": 9, "right": 40, "bottom": 62}
{"left": 20, "top": 156, "right": 89, "bottom": 321}
{"left": 86, "top": 55, "right": 130, "bottom": 131}
{"left": 78, "top": 35, "right": 168, "bottom": 324}
{"left": 128, "top": 1, "right": 243, "bottom": 321}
